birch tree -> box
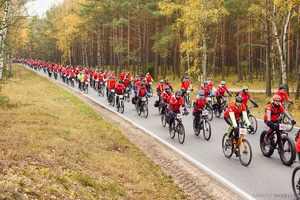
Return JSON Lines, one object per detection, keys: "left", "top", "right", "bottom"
{"left": 0, "top": 0, "right": 10, "bottom": 80}
{"left": 271, "top": 0, "right": 300, "bottom": 86}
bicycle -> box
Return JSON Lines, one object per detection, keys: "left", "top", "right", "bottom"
{"left": 169, "top": 110, "right": 188, "bottom": 144}
{"left": 280, "top": 102, "right": 294, "bottom": 132}
{"left": 115, "top": 94, "right": 125, "bottom": 114}
{"left": 97, "top": 82, "right": 105, "bottom": 97}
{"left": 160, "top": 102, "right": 168, "bottom": 127}
{"left": 193, "top": 109, "right": 212, "bottom": 140}
{"left": 136, "top": 96, "right": 148, "bottom": 118}
{"left": 108, "top": 89, "right": 115, "bottom": 106}
{"left": 82, "top": 82, "right": 89, "bottom": 94}
{"left": 205, "top": 95, "right": 214, "bottom": 121}
{"left": 213, "top": 96, "right": 228, "bottom": 118}
{"left": 260, "top": 123, "right": 296, "bottom": 166}
{"left": 124, "top": 86, "right": 131, "bottom": 102}
{"left": 182, "top": 88, "right": 193, "bottom": 108}
{"left": 292, "top": 161, "right": 300, "bottom": 200}
{"left": 238, "top": 105, "right": 258, "bottom": 134}
{"left": 222, "top": 127, "right": 252, "bottom": 166}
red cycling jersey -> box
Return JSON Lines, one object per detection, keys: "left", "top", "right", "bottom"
{"left": 168, "top": 96, "right": 184, "bottom": 112}
{"left": 224, "top": 102, "right": 247, "bottom": 120}
{"left": 275, "top": 90, "right": 292, "bottom": 103}
{"left": 193, "top": 97, "right": 208, "bottom": 112}
{"left": 263, "top": 103, "right": 285, "bottom": 122}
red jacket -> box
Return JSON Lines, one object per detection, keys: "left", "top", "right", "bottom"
{"left": 238, "top": 92, "right": 252, "bottom": 106}
{"left": 193, "top": 97, "right": 208, "bottom": 112}
{"left": 224, "top": 102, "right": 247, "bottom": 120}
{"left": 263, "top": 103, "right": 285, "bottom": 122}
{"left": 168, "top": 96, "right": 184, "bottom": 112}
{"left": 275, "top": 91, "right": 292, "bottom": 103}
{"left": 161, "top": 91, "right": 172, "bottom": 103}
{"left": 181, "top": 80, "right": 190, "bottom": 90}
{"left": 115, "top": 84, "right": 125, "bottom": 95}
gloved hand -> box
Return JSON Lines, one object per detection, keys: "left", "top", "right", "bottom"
{"left": 291, "top": 120, "right": 296, "bottom": 125}
{"left": 248, "top": 125, "right": 254, "bottom": 133}
{"left": 229, "top": 93, "right": 232, "bottom": 97}
{"left": 290, "top": 101, "right": 293, "bottom": 105}
{"left": 233, "top": 126, "right": 239, "bottom": 135}
{"left": 254, "top": 103, "right": 258, "bottom": 108}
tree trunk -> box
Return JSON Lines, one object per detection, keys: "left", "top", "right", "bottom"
{"left": 0, "top": 0, "right": 10, "bottom": 80}
{"left": 265, "top": 0, "right": 272, "bottom": 97}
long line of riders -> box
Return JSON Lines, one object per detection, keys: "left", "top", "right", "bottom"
{"left": 12, "top": 58, "right": 299, "bottom": 167}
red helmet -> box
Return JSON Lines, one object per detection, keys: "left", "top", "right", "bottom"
{"left": 273, "top": 94, "right": 281, "bottom": 102}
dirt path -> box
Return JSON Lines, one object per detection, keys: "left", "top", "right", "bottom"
{"left": 58, "top": 83, "right": 241, "bottom": 200}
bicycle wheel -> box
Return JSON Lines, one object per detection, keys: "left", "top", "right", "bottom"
{"left": 186, "top": 95, "right": 191, "bottom": 108}
{"left": 238, "top": 138, "right": 252, "bottom": 167}
{"left": 207, "top": 109, "right": 213, "bottom": 121}
{"left": 193, "top": 119, "right": 200, "bottom": 136}
{"left": 292, "top": 166, "right": 300, "bottom": 200}
{"left": 248, "top": 115, "right": 258, "bottom": 134}
{"left": 100, "top": 87, "right": 105, "bottom": 97}
{"left": 177, "top": 123, "right": 185, "bottom": 144}
{"left": 282, "top": 115, "right": 294, "bottom": 132}
{"left": 279, "top": 135, "right": 296, "bottom": 166}
{"left": 260, "top": 130, "right": 274, "bottom": 157}
{"left": 202, "top": 120, "right": 211, "bottom": 141}
{"left": 222, "top": 133, "right": 234, "bottom": 158}
{"left": 120, "top": 101, "right": 124, "bottom": 114}
{"left": 214, "top": 108, "right": 221, "bottom": 118}
{"left": 143, "top": 104, "right": 148, "bottom": 118}
{"left": 169, "top": 122, "right": 176, "bottom": 139}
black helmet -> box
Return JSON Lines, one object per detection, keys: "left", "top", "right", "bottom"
{"left": 175, "top": 91, "right": 182, "bottom": 96}
{"left": 164, "top": 86, "right": 170, "bottom": 92}
{"left": 235, "top": 96, "right": 243, "bottom": 103}
{"left": 279, "top": 85, "right": 285, "bottom": 90}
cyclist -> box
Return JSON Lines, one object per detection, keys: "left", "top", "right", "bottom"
{"left": 160, "top": 86, "right": 172, "bottom": 115}
{"left": 77, "top": 71, "right": 84, "bottom": 90}
{"left": 193, "top": 90, "right": 213, "bottom": 132}
{"left": 207, "top": 77, "right": 214, "bottom": 91}
{"left": 224, "top": 96, "right": 254, "bottom": 156}
{"left": 275, "top": 85, "right": 293, "bottom": 104}
{"left": 264, "top": 94, "right": 296, "bottom": 143}
{"left": 156, "top": 79, "right": 165, "bottom": 99}
{"left": 237, "top": 86, "right": 258, "bottom": 114}
{"left": 167, "top": 91, "right": 189, "bottom": 129}
{"left": 181, "top": 76, "right": 191, "bottom": 97}
{"left": 163, "top": 79, "right": 173, "bottom": 92}
{"left": 82, "top": 73, "right": 89, "bottom": 90}
{"left": 136, "top": 82, "right": 150, "bottom": 108}
{"left": 119, "top": 70, "right": 126, "bottom": 81}
{"left": 145, "top": 72, "right": 154, "bottom": 93}
{"left": 200, "top": 81, "right": 214, "bottom": 97}
{"left": 115, "top": 80, "right": 125, "bottom": 108}
{"left": 107, "top": 77, "right": 116, "bottom": 101}
{"left": 215, "top": 81, "right": 232, "bottom": 113}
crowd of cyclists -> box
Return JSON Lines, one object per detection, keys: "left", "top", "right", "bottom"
{"left": 12, "top": 58, "right": 299, "bottom": 165}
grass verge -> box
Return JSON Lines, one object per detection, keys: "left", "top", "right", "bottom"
{"left": 0, "top": 65, "right": 186, "bottom": 199}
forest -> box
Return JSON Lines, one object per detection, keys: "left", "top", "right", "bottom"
{"left": 0, "top": 0, "right": 300, "bottom": 98}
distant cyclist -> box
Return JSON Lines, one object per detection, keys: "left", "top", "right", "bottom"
{"left": 237, "top": 86, "right": 258, "bottom": 113}
{"left": 215, "top": 81, "right": 232, "bottom": 113}
{"left": 275, "top": 85, "right": 293, "bottom": 104}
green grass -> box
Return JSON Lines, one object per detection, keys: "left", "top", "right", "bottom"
{"left": 0, "top": 65, "right": 187, "bottom": 199}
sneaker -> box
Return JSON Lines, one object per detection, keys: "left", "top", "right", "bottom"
{"left": 235, "top": 149, "right": 240, "bottom": 157}
{"left": 225, "top": 138, "right": 232, "bottom": 146}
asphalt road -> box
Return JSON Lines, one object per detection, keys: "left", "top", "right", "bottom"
{"left": 25, "top": 65, "right": 299, "bottom": 200}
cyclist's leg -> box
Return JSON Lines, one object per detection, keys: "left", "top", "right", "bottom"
{"left": 216, "top": 96, "right": 222, "bottom": 112}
